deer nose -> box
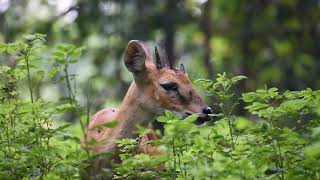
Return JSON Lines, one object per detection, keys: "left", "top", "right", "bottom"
{"left": 202, "top": 106, "right": 212, "bottom": 114}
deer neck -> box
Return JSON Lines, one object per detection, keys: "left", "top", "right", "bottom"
{"left": 116, "top": 82, "right": 156, "bottom": 138}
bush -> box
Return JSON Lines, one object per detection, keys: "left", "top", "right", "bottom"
{"left": 0, "top": 34, "right": 87, "bottom": 179}
{"left": 115, "top": 73, "right": 320, "bottom": 180}
{"left": 1, "top": 35, "right": 319, "bottom": 179}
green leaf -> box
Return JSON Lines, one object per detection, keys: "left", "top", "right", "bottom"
{"left": 37, "top": 70, "right": 45, "bottom": 78}
{"left": 57, "top": 44, "right": 69, "bottom": 51}
{"left": 52, "top": 51, "right": 65, "bottom": 58}
{"left": 48, "top": 67, "right": 60, "bottom": 78}
{"left": 69, "top": 59, "right": 79, "bottom": 63}
{"left": 235, "top": 117, "right": 252, "bottom": 129}
{"left": 157, "top": 116, "right": 170, "bottom": 123}
{"left": 60, "top": 133, "right": 81, "bottom": 144}
{"left": 102, "top": 120, "right": 118, "bottom": 128}
{"left": 246, "top": 102, "right": 270, "bottom": 111}
{"left": 55, "top": 103, "right": 78, "bottom": 112}
{"left": 231, "top": 75, "right": 247, "bottom": 83}
{"left": 195, "top": 79, "right": 213, "bottom": 89}
{"left": 184, "top": 114, "right": 199, "bottom": 123}
{"left": 25, "top": 34, "right": 37, "bottom": 41}
{"left": 242, "top": 92, "right": 257, "bottom": 102}
{"left": 165, "top": 111, "right": 174, "bottom": 119}
{"left": 92, "top": 120, "right": 119, "bottom": 130}
{"left": 0, "top": 43, "right": 7, "bottom": 53}
{"left": 0, "top": 65, "right": 11, "bottom": 72}
{"left": 55, "top": 123, "right": 72, "bottom": 132}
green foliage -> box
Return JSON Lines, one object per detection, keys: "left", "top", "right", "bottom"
{"left": 0, "top": 35, "right": 87, "bottom": 179}
{"left": 115, "top": 137, "right": 166, "bottom": 180}
{"left": 114, "top": 73, "right": 320, "bottom": 180}
{"left": 1, "top": 34, "right": 320, "bottom": 179}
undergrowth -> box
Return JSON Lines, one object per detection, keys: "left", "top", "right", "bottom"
{"left": 114, "top": 74, "right": 320, "bottom": 180}
{"left": 0, "top": 35, "right": 319, "bottom": 179}
{"left": 0, "top": 34, "right": 88, "bottom": 179}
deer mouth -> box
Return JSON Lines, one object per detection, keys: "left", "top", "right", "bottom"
{"left": 184, "top": 112, "right": 211, "bottom": 125}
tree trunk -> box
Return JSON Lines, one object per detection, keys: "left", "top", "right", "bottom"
{"left": 201, "top": 0, "right": 215, "bottom": 79}
{"left": 164, "top": 0, "right": 177, "bottom": 68}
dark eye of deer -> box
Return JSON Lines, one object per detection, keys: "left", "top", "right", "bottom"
{"left": 160, "top": 82, "right": 178, "bottom": 91}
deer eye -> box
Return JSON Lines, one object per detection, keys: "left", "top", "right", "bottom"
{"left": 160, "top": 82, "right": 178, "bottom": 91}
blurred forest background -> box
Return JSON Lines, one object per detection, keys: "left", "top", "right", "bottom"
{"left": 1, "top": 0, "right": 320, "bottom": 121}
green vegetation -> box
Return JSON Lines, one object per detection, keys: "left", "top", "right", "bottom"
{"left": 1, "top": 35, "right": 320, "bottom": 179}
{"left": 114, "top": 73, "right": 320, "bottom": 180}
{"left": 1, "top": 1, "right": 320, "bottom": 178}
{"left": 0, "top": 35, "right": 87, "bottom": 179}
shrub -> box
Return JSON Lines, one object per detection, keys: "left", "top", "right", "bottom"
{"left": 1, "top": 35, "right": 319, "bottom": 179}
{"left": 114, "top": 73, "right": 320, "bottom": 180}
{"left": 0, "top": 34, "right": 87, "bottom": 179}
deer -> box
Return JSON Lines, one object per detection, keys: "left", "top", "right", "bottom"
{"left": 81, "top": 40, "right": 212, "bottom": 178}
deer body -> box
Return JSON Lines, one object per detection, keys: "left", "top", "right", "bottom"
{"left": 82, "top": 40, "right": 212, "bottom": 178}
{"left": 83, "top": 82, "right": 157, "bottom": 153}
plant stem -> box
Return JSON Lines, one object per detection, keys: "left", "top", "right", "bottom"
{"left": 86, "top": 80, "right": 91, "bottom": 128}
{"left": 25, "top": 42, "right": 40, "bottom": 145}
{"left": 276, "top": 139, "right": 285, "bottom": 180}
{"left": 63, "top": 62, "right": 74, "bottom": 105}
{"left": 172, "top": 138, "right": 177, "bottom": 180}
{"left": 270, "top": 121, "right": 285, "bottom": 180}
{"left": 25, "top": 43, "right": 34, "bottom": 103}
{"left": 222, "top": 99, "right": 235, "bottom": 150}
{"left": 227, "top": 117, "right": 235, "bottom": 150}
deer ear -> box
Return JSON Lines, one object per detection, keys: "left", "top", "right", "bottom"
{"left": 124, "top": 40, "right": 147, "bottom": 75}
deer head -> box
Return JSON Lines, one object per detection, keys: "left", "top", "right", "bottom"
{"left": 124, "top": 40, "right": 212, "bottom": 123}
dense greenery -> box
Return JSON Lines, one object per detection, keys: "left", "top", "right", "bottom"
{"left": 2, "top": 35, "right": 319, "bottom": 179}
{"left": 1, "top": 1, "right": 320, "bottom": 177}
{"left": 0, "top": 35, "right": 88, "bottom": 179}
{"left": 114, "top": 74, "right": 320, "bottom": 179}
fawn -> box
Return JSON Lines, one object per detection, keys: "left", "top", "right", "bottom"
{"left": 81, "top": 40, "right": 212, "bottom": 178}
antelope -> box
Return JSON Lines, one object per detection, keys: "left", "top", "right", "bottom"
{"left": 81, "top": 40, "right": 212, "bottom": 177}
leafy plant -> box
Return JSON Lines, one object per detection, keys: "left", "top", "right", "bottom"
{"left": 113, "top": 73, "right": 320, "bottom": 180}
{"left": 1, "top": 34, "right": 320, "bottom": 180}
{"left": 0, "top": 35, "right": 87, "bottom": 179}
